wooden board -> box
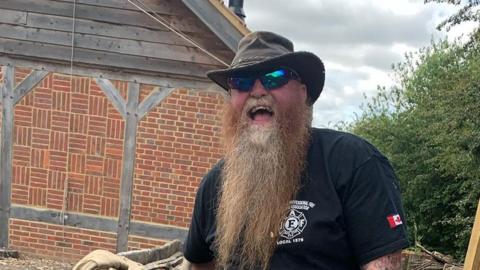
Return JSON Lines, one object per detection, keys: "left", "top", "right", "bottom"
{"left": 0, "top": 66, "right": 47, "bottom": 248}
{"left": 0, "top": 24, "right": 222, "bottom": 66}
{"left": 94, "top": 78, "right": 127, "bottom": 119}
{"left": 25, "top": 12, "right": 228, "bottom": 51}
{"left": 116, "top": 82, "right": 140, "bottom": 252}
{"left": 0, "top": 0, "right": 210, "bottom": 34}
{"left": 0, "top": 38, "right": 218, "bottom": 78}
{"left": 464, "top": 199, "right": 480, "bottom": 270}
{"left": 0, "top": 65, "right": 15, "bottom": 248}
{"left": 0, "top": 9, "right": 27, "bottom": 25}
{"left": 13, "top": 70, "right": 49, "bottom": 104}
{"left": 0, "top": 56, "right": 218, "bottom": 91}
{"left": 10, "top": 204, "right": 188, "bottom": 241}
{"left": 50, "top": 0, "right": 188, "bottom": 15}
{"left": 182, "top": 0, "right": 243, "bottom": 52}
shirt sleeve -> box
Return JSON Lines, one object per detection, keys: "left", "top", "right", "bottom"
{"left": 342, "top": 154, "right": 410, "bottom": 265}
{"left": 183, "top": 166, "right": 220, "bottom": 264}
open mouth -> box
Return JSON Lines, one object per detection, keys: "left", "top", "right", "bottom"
{"left": 248, "top": 105, "right": 274, "bottom": 124}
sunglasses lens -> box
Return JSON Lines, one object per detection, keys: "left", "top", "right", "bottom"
{"left": 227, "top": 77, "right": 255, "bottom": 92}
{"left": 261, "top": 69, "right": 290, "bottom": 90}
{"left": 227, "top": 68, "right": 299, "bottom": 92}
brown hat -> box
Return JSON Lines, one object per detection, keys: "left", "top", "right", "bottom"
{"left": 207, "top": 31, "right": 325, "bottom": 104}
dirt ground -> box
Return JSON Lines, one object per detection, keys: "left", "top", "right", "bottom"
{"left": 0, "top": 256, "right": 72, "bottom": 270}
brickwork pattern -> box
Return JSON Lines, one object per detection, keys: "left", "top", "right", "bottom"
{"left": 9, "top": 218, "right": 170, "bottom": 260}
{"left": 11, "top": 68, "right": 124, "bottom": 217}
{"left": 9, "top": 219, "right": 117, "bottom": 260}
{"left": 132, "top": 88, "right": 224, "bottom": 228}
{"left": 3, "top": 65, "right": 226, "bottom": 260}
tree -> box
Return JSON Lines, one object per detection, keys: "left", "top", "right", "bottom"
{"left": 346, "top": 32, "right": 480, "bottom": 260}
{"left": 425, "top": 0, "right": 480, "bottom": 30}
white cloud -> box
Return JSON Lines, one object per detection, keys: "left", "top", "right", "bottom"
{"left": 241, "top": 0, "right": 473, "bottom": 127}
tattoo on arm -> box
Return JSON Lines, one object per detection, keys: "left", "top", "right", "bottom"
{"left": 361, "top": 251, "right": 402, "bottom": 270}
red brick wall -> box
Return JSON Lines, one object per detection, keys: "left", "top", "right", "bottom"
{"left": 9, "top": 219, "right": 169, "bottom": 259}
{"left": 4, "top": 66, "right": 225, "bottom": 260}
{"left": 132, "top": 89, "right": 224, "bottom": 228}
{"left": 12, "top": 69, "right": 125, "bottom": 217}
{"left": 9, "top": 219, "right": 117, "bottom": 260}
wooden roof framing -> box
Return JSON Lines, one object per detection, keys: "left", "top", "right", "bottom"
{"left": 0, "top": 0, "right": 249, "bottom": 81}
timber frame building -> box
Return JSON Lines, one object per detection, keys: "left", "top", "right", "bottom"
{"left": 0, "top": 0, "right": 248, "bottom": 260}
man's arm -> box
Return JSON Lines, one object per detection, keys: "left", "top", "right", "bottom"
{"left": 361, "top": 251, "right": 402, "bottom": 270}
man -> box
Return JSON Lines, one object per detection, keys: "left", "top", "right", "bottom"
{"left": 183, "top": 31, "right": 409, "bottom": 270}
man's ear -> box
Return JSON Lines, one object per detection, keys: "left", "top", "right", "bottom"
{"left": 300, "top": 84, "right": 310, "bottom": 105}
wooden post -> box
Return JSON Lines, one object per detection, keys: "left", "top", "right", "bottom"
{"left": 95, "top": 78, "right": 174, "bottom": 252}
{"left": 116, "top": 82, "right": 139, "bottom": 253}
{"left": 0, "top": 65, "right": 15, "bottom": 249}
{"left": 0, "top": 65, "right": 48, "bottom": 248}
{"left": 464, "top": 199, "right": 480, "bottom": 270}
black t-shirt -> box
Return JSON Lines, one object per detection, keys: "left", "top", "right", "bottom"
{"left": 184, "top": 128, "right": 409, "bottom": 269}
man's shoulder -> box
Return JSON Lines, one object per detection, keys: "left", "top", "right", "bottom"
{"left": 197, "top": 160, "right": 224, "bottom": 194}
{"left": 310, "top": 128, "right": 383, "bottom": 167}
{"left": 311, "top": 128, "right": 375, "bottom": 150}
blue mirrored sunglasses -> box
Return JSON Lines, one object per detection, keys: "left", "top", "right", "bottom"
{"left": 227, "top": 68, "right": 301, "bottom": 92}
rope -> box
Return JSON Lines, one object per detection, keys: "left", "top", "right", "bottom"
{"left": 127, "top": 0, "right": 229, "bottom": 66}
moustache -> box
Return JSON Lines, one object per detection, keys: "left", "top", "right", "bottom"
{"left": 242, "top": 96, "right": 276, "bottom": 117}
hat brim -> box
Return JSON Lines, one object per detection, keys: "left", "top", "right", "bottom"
{"left": 206, "top": 51, "right": 325, "bottom": 104}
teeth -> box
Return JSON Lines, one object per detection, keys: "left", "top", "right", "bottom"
{"left": 251, "top": 106, "right": 273, "bottom": 114}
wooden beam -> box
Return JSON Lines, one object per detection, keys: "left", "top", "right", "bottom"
{"left": 182, "top": 0, "right": 243, "bottom": 52}
{"left": 0, "top": 0, "right": 208, "bottom": 34}
{"left": 13, "top": 69, "right": 49, "bottom": 104}
{"left": 25, "top": 12, "right": 227, "bottom": 50}
{"left": 0, "top": 64, "right": 14, "bottom": 248}
{"left": 10, "top": 205, "right": 188, "bottom": 241}
{"left": 0, "top": 37, "right": 215, "bottom": 78}
{"left": 95, "top": 79, "right": 178, "bottom": 252}
{"left": 0, "top": 24, "right": 220, "bottom": 66}
{"left": 94, "top": 78, "right": 127, "bottom": 119}
{"left": 464, "top": 199, "right": 480, "bottom": 270}
{"left": 0, "top": 65, "right": 49, "bottom": 248}
{"left": 0, "top": 9, "right": 27, "bottom": 25}
{"left": 136, "top": 87, "right": 175, "bottom": 120}
{"left": 0, "top": 57, "right": 217, "bottom": 91}
{"left": 207, "top": 0, "right": 250, "bottom": 36}
{"left": 50, "top": 0, "right": 187, "bottom": 15}
{"left": 116, "top": 82, "right": 140, "bottom": 252}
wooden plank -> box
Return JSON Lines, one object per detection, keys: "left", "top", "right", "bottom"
{"left": 0, "top": 56, "right": 218, "bottom": 91}
{"left": 50, "top": 0, "right": 188, "bottom": 15}
{"left": 116, "top": 82, "right": 140, "bottom": 252}
{"left": 0, "top": 9, "right": 27, "bottom": 25}
{"left": 94, "top": 78, "right": 127, "bottom": 119}
{"left": 208, "top": 0, "right": 250, "bottom": 36}
{"left": 0, "top": 65, "right": 15, "bottom": 248}
{"left": 0, "top": 24, "right": 221, "bottom": 65}
{"left": 182, "top": 0, "right": 243, "bottom": 52}
{"left": 0, "top": 38, "right": 217, "bottom": 78}
{"left": 10, "top": 205, "right": 188, "bottom": 240}
{"left": 0, "top": 0, "right": 210, "bottom": 34}
{"left": 25, "top": 13, "right": 230, "bottom": 52}
{"left": 136, "top": 87, "right": 175, "bottom": 120}
{"left": 13, "top": 70, "right": 49, "bottom": 104}
{"left": 464, "top": 199, "right": 480, "bottom": 270}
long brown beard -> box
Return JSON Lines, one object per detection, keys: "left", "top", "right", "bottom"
{"left": 215, "top": 96, "right": 312, "bottom": 269}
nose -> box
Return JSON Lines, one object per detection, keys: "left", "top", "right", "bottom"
{"left": 249, "top": 79, "right": 268, "bottom": 97}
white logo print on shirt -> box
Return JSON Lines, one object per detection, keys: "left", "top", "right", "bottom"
{"left": 277, "top": 200, "right": 315, "bottom": 245}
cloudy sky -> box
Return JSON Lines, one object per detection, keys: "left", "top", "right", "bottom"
{"left": 239, "top": 0, "right": 474, "bottom": 127}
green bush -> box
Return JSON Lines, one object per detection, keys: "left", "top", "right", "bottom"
{"left": 345, "top": 29, "right": 480, "bottom": 261}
